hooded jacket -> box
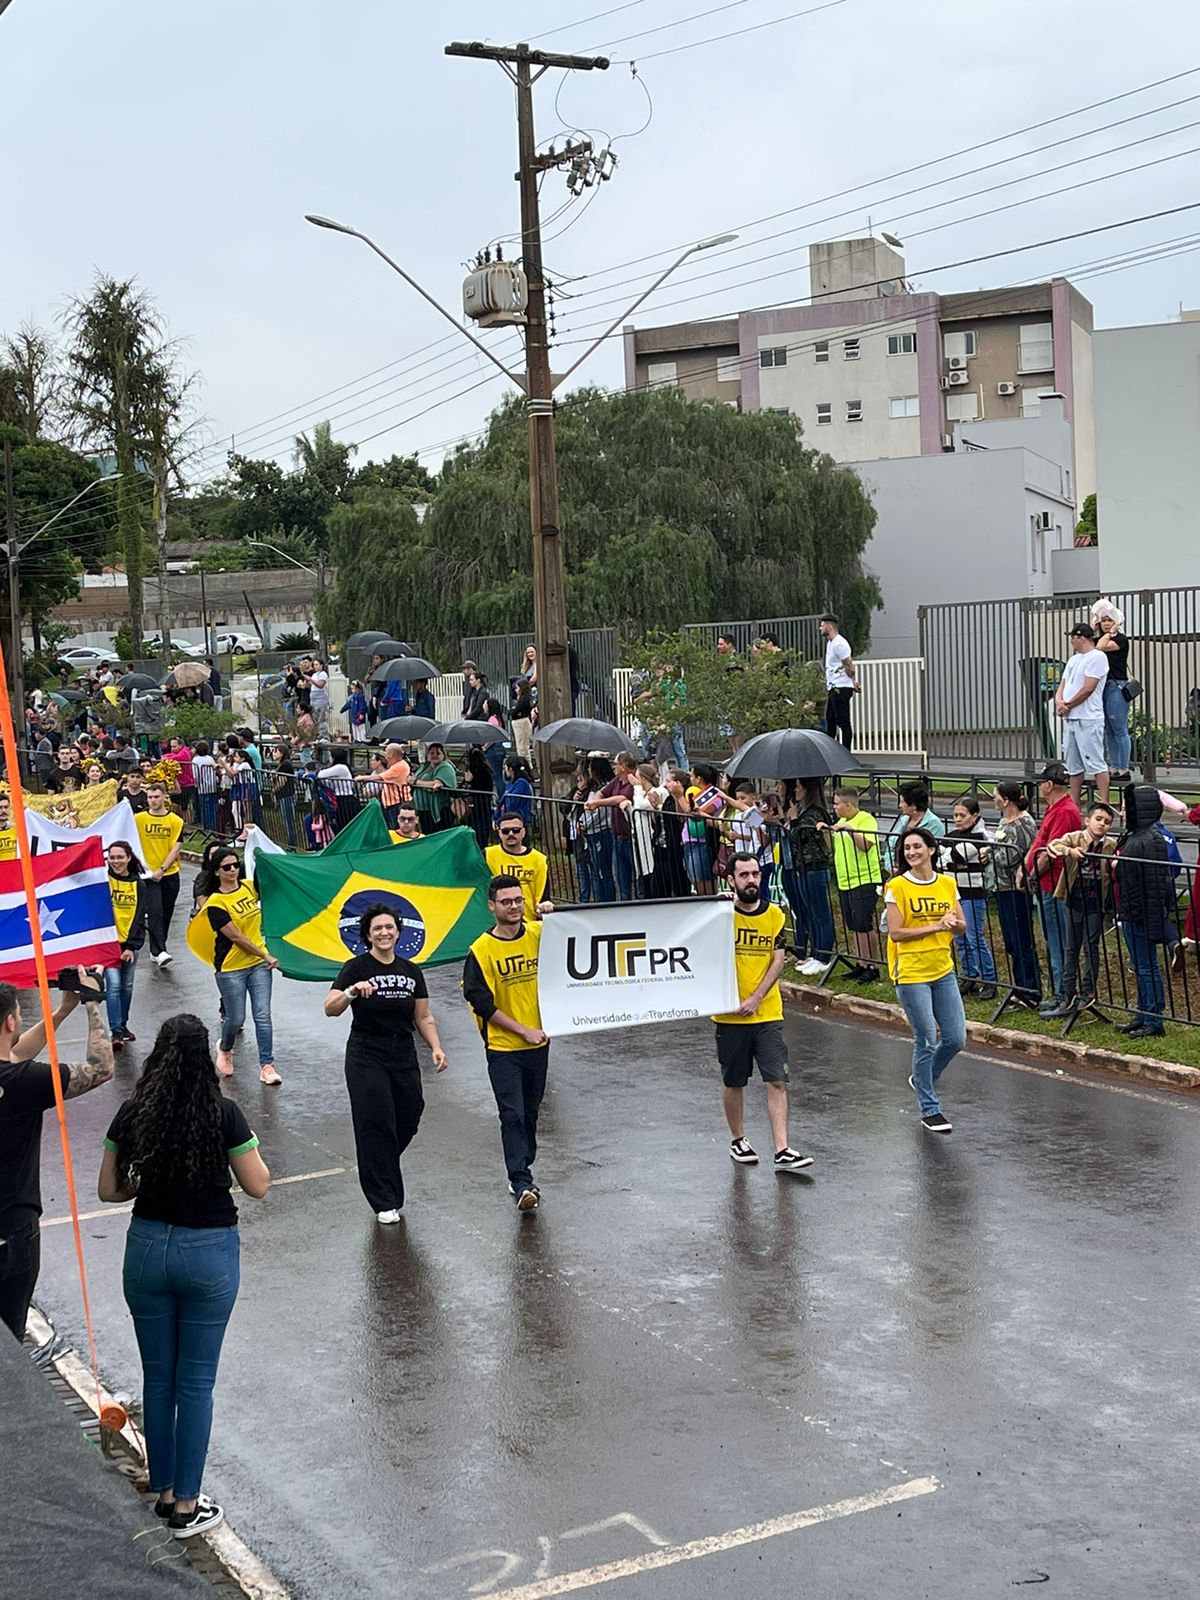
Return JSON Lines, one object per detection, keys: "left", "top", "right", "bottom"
{"left": 1115, "top": 784, "right": 1173, "bottom": 940}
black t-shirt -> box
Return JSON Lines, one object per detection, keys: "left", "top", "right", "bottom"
{"left": 1105, "top": 632, "right": 1130, "bottom": 679}
{"left": 120, "top": 788, "right": 149, "bottom": 813}
{"left": 0, "top": 1059, "right": 69, "bottom": 1233}
{"left": 332, "top": 953, "right": 427, "bottom": 1047}
{"left": 104, "top": 1095, "right": 257, "bottom": 1229}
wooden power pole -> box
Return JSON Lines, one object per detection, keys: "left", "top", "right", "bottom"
{"left": 445, "top": 40, "right": 609, "bottom": 769}
{"left": 3, "top": 439, "right": 25, "bottom": 765}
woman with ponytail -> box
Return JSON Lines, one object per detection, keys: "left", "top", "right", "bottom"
{"left": 97, "top": 1014, "right": 270, "bottom": 1539}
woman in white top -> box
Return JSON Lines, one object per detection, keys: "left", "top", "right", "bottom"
{"left": 308, "top": 659, "right": 331, "bottom": 739}
{"left": 629, "top": 762, "right": 667, "bottom": 895}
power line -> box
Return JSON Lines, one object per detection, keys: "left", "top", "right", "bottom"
{"left": 582, "top": 0, "right": 751, "bottom": 53}
{"left": 609, "top": 0, "right": 847, "bottom": 62}
{"left": 530, "top": 0, "right": 646, "bottom": 42}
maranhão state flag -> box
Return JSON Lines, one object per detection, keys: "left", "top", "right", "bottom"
{"left": 0, "top": 836, "right": 120, "bottom": 986}
{"left": 255, "top": 826, "right": 495, "bottom": 981}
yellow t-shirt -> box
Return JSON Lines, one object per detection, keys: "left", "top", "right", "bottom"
{"left": 713, "top": 900, "right": 786, "bottom": 1025}
{"left": 485, "top": 845, "right": 549, "bottom": 921}
{"left": 885, "top": 870, "right": 959, "bottom": 984}
{"left": 462, "top": 921, "right": 543, "bottom": 1052}
{"left": 831, "top": 810, "right": 882, "bottom": 889}
{"left": 187, "top": 880, "right": 265, "bottom": 972}
{"left": 108, "top": 873, "right": 141, "bottom": 945}
{"left": 136, "top": 810, "right": 184, "bottom": 876}
{"left": 0, "top": 826, "right": 16, "bottom": 861}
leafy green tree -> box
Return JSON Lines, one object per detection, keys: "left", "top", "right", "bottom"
{"left": 0, "top": 325, "right": 63, "bottom": 439}
{"left": 1075, "top": 493, "right": 1097, "bottom": 545}
{"left": 350, "top": 451, "right": 436, "bottom": 501}
{"left": 317, "top": 490, "right": 422, "bottom": 644}
{"left": 627, "top": 630, "right": 825, "bottom": 742}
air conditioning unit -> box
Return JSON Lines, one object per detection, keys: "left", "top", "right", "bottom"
{"left": 947, "top": 370, "right": 969, "bottom": 386}
{"left": 997, "top": 381, "right": 1018, "bottom": 396}
{"left": 1035, "top": 510, "right": 1055, "bottom": 531}
{"left": 942, "top": 433, "right": 955, "bottom": 450}
{"left": 947, "top": 354, "right": 969, "bottom": 371}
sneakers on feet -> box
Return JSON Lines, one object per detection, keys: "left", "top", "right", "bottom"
{"left": 729, "top": 1137, "right": 758, "bottom": 1165}
{"left": 516, "top": 1187, "right": 540, "bottom": 1212}
{"left": 259, "top": 1063, "right": 282, "bottom": 1085}
{"left": 376, "top": 1209, "right": 402, "bottom": 1224}
{"left": 215, "top": 1049, "right": 234, "bottom": 1076}
{"left": 797, "top": 958, "right": 822, "bottom": 976}
{"left": 117, "top": 1027, "right": 136, "bottom": 1043}
{"left": 921, "top": 1112, "right": 953, "bottom": 1134}
{"left": 773, "top": 1147, "right": 814, "bottom": 1174}
{"left": 170, "top": 1498, "right": 224, "bottom": 1538}
{"left": 153, "top": 950, "right": 174, "bottom": 968}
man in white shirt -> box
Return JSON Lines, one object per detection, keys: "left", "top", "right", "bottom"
{"left": 819, "top": 613, "right": 858, "bottom": 751}
{"left": 1055, "top": 623, "right": 1109, "bottom": 805}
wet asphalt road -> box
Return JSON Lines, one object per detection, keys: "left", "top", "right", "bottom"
{"left": 32, "top": 951, "right": 1200, "bottom": 1600}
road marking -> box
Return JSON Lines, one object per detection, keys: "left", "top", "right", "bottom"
{"left": 40, "top": 1165, "right": 347, "bottom": 1227}
{"left": 478, "top": 1477, "right": 939, "bottom": 1600}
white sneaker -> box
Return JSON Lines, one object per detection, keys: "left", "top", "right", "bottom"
{"left": 376, "top": 1209, "right": 402, "bottom": 1224}
{"left": 798, "top": 958, "right": 821, "bottom": 976}
{"left": 154, "top": 950, "right": 174, "bottom": 967}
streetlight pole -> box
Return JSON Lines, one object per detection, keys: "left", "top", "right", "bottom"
{"left": 245, "top": 540, "right": 326, "bottom": 654}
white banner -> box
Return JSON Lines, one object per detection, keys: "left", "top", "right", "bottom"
{"left": 537, "top": 897, "right": 738, "bottom": 1035}
{"left": 23, "top": 799, "right": 139, "bottom": 855}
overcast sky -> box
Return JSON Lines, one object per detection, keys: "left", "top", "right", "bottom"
{"left": 4, "top": 0, "right": 1200, "bottom": 485}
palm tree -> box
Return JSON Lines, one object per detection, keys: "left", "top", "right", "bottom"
{"left": 293, "top": 419, "right": 355, "bottom": 501}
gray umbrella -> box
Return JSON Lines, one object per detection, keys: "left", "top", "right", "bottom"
{"left": 345, "top": 630, "right": 390, "bottom": 651}
{"left": 374, "top": 655, "right": 438, "bottom": 681}
{"left": 424, "top": 720, "right": 508, "bottom": 747}
{"left": 118, "top": 672, "right": 161, "bottom": 691}
{"left": 723, "top": 727, "right": 862, "bottom": 781}
{"left": 367, "top": 640, "right": 416, "bottom": 663}
{"left": 534, "top": 717, "right": 631, "bottom": 755}
{"left": 373, "top": 715, "right": 436, "bottom": 742}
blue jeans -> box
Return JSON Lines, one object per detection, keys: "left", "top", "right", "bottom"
{"left": 1038, "top": 888, "right": 1069, "bottom": 994}
{"left": 995, "top": 890, "right": 1041, "bottom": 1002}
{"left": 591, "top": 830, "right": 617, "bottom": 902}
{"left": 122, "top": 1217, "right": 240, "bottom": 1500}
{"left": 1122, "top": 921, "right": 1165, "bottom": 1027}
{"left": 104, "top": 956, "right": 137, "bottom": 1034}
{"left": 574, "top": 839, "right": 599, "bottom": 903}
{"left": 956, "top": 897, "right": 996, "bottom": 982}
{"left": 214, "top": 964, "right": 274, "bottom": 1066}
{"left": 198, "top": 790, "right": 218, "bottom": 832}
{"left": 279, "top": 792, "right": 299, "bottom": 848}
{"left": 895, "top": 970, "right": 967, "bottom": 1116}
{"left": 1103, "top": 679, "right": 1132, "bottom": 772}
{"left": 612, "top": 836, "right": 634, "bottom": 901}
{"left": 788, "top": 868, "right": 835, "bottom": 961}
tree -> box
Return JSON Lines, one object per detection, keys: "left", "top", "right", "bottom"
{"left": 317, "top": 490, "right": 422, "bottom": 643}
{"left": 0, "top": 325, "right": 63, "bottom": 439}
{"left": 63, "top": 275, "right": 168, "bottom": 645}
{"left": 292, "top": 419, "right": 356, "bottom": 501}
{"left": 1074, "top": 493, "right": 1097, "bottom": 546}
{"left": 627, "top": 630, "right": 825, "bottom": 742}
{"left": 350, "top": 451, "right": 437, "bottom": 502}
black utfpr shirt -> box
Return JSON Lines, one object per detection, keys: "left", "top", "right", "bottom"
{"left": 104, "top": 1096, "right": 257, "bottom": 1230}
{"left": 332, "top": 953, "right": 427, "bottom": 1046}
{"left": 0, "top": 1059, "right": 69, "bottom": 1234}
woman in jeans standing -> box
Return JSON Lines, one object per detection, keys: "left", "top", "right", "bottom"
{"left": 785, "top": 779, "right": 836, "bottom": 977}
{"left": 990, "top": 782, "right": 1040, "bottom": 1006}
{"left": 885, "top": 828, "right": 967, "bottom": 1134}
{"left": 186, "top": 851, "right": 282, "bottom": 1085}
{"left": 105, "top": 839, "right": 147, "bottom": 1048}
{"left": 1094, "top": 604, "right": 1133, "bottom": 783}
{"left": 97, "top": 1014, "right": 270, "bottom": 1538}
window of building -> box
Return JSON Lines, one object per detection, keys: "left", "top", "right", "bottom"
{"left": 715, "top": 353, "right": 742, "bottom": 385}
{"left": 886, "top": 333, "right": 916, "bottom": 355}
{"left": 943, "top": 330, "right": 977, "bottom": 361}
{"left": 815, "top": 402, "right": 832, "bottom": 425}
{"left": 1020, "top": 385, "right": 1058, "bottom": 418}
{"left": 814, "top": 340, "right": 830, "bottom": 363}
{"left": 888, "top": 395, "right": 919, "bottom": 418}
{"left": 1018, "top": 322, "right": 1054, "bottom": 373}
{"left": 766, "top": 406, "right": 791, "bottom": 416}
{"left": 645, "top": 360, "right": 677, "bottom": 387}
{"left": 846, "top": 399, "right": 863, "bottom": 422}
{"left": 945, "top": 392, "right": 979, "bottom": 422}
{"left": 843, "top": 338, "right": 860, "bottom": 361}
{"left": 760, "top": 347, "right": 788, "bottom": 368}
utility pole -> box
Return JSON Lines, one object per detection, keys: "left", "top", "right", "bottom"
{"left": 3, "top": 439, "right": 24, "bottom": 769}
{"left": 446, "top": 40, "right": 609, "bottom": 778}
{"left": 152, "top": 458, "right": 172, "bottom": 662}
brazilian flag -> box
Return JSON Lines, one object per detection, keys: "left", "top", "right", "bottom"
{"left": 256, "top": 825, "right": 493, "bottom": 981}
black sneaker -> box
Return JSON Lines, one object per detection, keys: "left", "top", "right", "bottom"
{"left": 921, "top": 1112, "right": 953, "bottom": 1134}
{"left": 116, "top": 1028, "right": 136, "bottom": 1043}
{"left": 170, "top": 1498, "right": 224, "bottom": 1538}
{"left": 729, "top": 1137, "right": 758, "bottom": 1164}
{"left": 773, "top": 1148, "right": 814, "bottom": 1174}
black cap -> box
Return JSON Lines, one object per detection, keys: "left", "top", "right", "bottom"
{"left": 1070, "top": 621, "right": 1096, "bottom": 641}
{"left": 1036, "top": 761, "right": 1069, "bottom": 785}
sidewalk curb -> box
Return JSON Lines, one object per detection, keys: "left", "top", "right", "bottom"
{"left": 780, "top": 980, "right": 1200, "bottom": 1093}
{"left": 26, "top": 1307, "right": 290, "bottom": 1600}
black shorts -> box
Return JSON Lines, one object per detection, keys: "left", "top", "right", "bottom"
{"left": 715, "top": 1020, "right": 789, "bottom": 1088}
{"left": 838, "top": 883, "right": 879, "bottom": 933}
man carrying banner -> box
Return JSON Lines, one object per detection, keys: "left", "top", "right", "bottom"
{"left": 463, "top": 874, "right": 549, "bottom": 1213}
{"left": 713, "top": 853, "right": 813, "bottom": 1176}
{"left": 135, "top": 781, "right": 184, "bottom": 967}
{"left": 0, "top": 968, "right": 113, "bottom": 1340}
{"left": 485, "top": 814, "right": 549, "bottom": 923}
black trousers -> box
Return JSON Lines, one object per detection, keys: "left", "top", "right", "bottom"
{"left": 486, "top": 1046, "right": 549, "bottom": 1191}
{"left": 345, "top": 1041, "right": 424, "bottom": 1212}
{"left": 143, "top": 874, "right": 181, "bottom": 957}
{"left": 0, "top": 1223, "right": 40, "bottom": 1342}
{"left": 824, "top": 687, "right": 854, "bottom": 751}
{"left": 1060, "top": 904, "right": 1104, "bottom": 1003}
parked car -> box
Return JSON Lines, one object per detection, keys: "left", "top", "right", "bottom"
{"left": 216, "top": 632, "right": 262, "bottom": 655}
{"left": 56, "top": 645, "right": 121, "bottom": 669}
{"left": 145, "top": 636, "right": 208, "bottom": 659}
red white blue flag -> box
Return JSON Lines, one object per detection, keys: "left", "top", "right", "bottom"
{"left": 0, "top": 836, "right": 119, "bottom": 987}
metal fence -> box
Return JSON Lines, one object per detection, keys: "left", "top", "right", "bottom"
{"left": 682, "top": 615, "right": 825, "bottom": 662}
{"left": 920, "top": 586, "right": 1200, "bottom": 777}
{"left": 460, "top": 629, "right": 619, "bottom": 720}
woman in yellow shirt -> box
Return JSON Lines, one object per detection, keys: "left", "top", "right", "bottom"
{"left": 884, "top": 828, "right": 966, "bottom": 1135}
{"left": 186, "top": 850, "right": 281, "bottom": 1085}
{"left": 106, "top": 840, "right": 147, "bottom": 1048}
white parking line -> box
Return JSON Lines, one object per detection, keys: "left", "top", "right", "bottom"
{"left": 40, "top": 1166, "right": 347, "bottom": 1227}
{"left": 481, "top": 1477, "right": 939, "bottom": 1600}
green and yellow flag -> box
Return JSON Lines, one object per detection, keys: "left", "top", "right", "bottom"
{"left": 257, "top": 826, "right": 494, "bottom": 981}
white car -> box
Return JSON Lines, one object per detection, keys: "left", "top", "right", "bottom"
{"left": 217, "top": 632, "right": 262, "bottom": 655}
{"left": 57, "top": 645, "right": 121, "bottom": 669}
{"left": 146, "top": 636, "right": 208, "bottom": 659}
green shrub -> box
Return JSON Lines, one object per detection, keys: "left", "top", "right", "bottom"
{"left": 166, "top": 702, "right": 239, "bottom": 744}
{"left": 273, "top": 630, "right": 318, "bottom": 652}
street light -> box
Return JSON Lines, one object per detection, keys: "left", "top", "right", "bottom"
{"left": 245, "top": 539, "right": 326, "bottom": 652}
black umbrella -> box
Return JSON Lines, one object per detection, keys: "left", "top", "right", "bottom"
{"left": 50, "top": 688, "right": 88, "bottom": 703}
{"left": 119, "top": 673, "right": 161, "bottom": 691}
{"left": 534, "top": 717, "right": 632, "bottom": 755}
{"left": 424, "top": 720, "right": 508, "bottom": 747}
{"left": 368, "top": 640, "right": 415, "bottom": 662}
{"left": 723, "top": 727, "right": 862, "bottom": 781}
{"left": 373, "top": 715, "right": 436, "bottom": 742}
{"left": 345, "top": 630, "right": 390, "bottom": 651}
{"left": 374, "top": 655, "right": 438, "bottom": 681}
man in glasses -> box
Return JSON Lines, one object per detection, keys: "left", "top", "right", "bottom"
{"left": 392, "top": 802, "right": 423, "bottom": 843}
{"left": 485, "top": 813, "right": 550, "bottom": 923}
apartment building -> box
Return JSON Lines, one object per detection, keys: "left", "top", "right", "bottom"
{"left": 623, "top": 238, "right": 1096, "bottom": 498}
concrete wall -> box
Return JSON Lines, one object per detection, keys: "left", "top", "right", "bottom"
{"left": 1094, "top": 319, "right": 1200, "bottom": 592}
{"left": 50, "top": 567, "right": 322, "bottom": 643}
